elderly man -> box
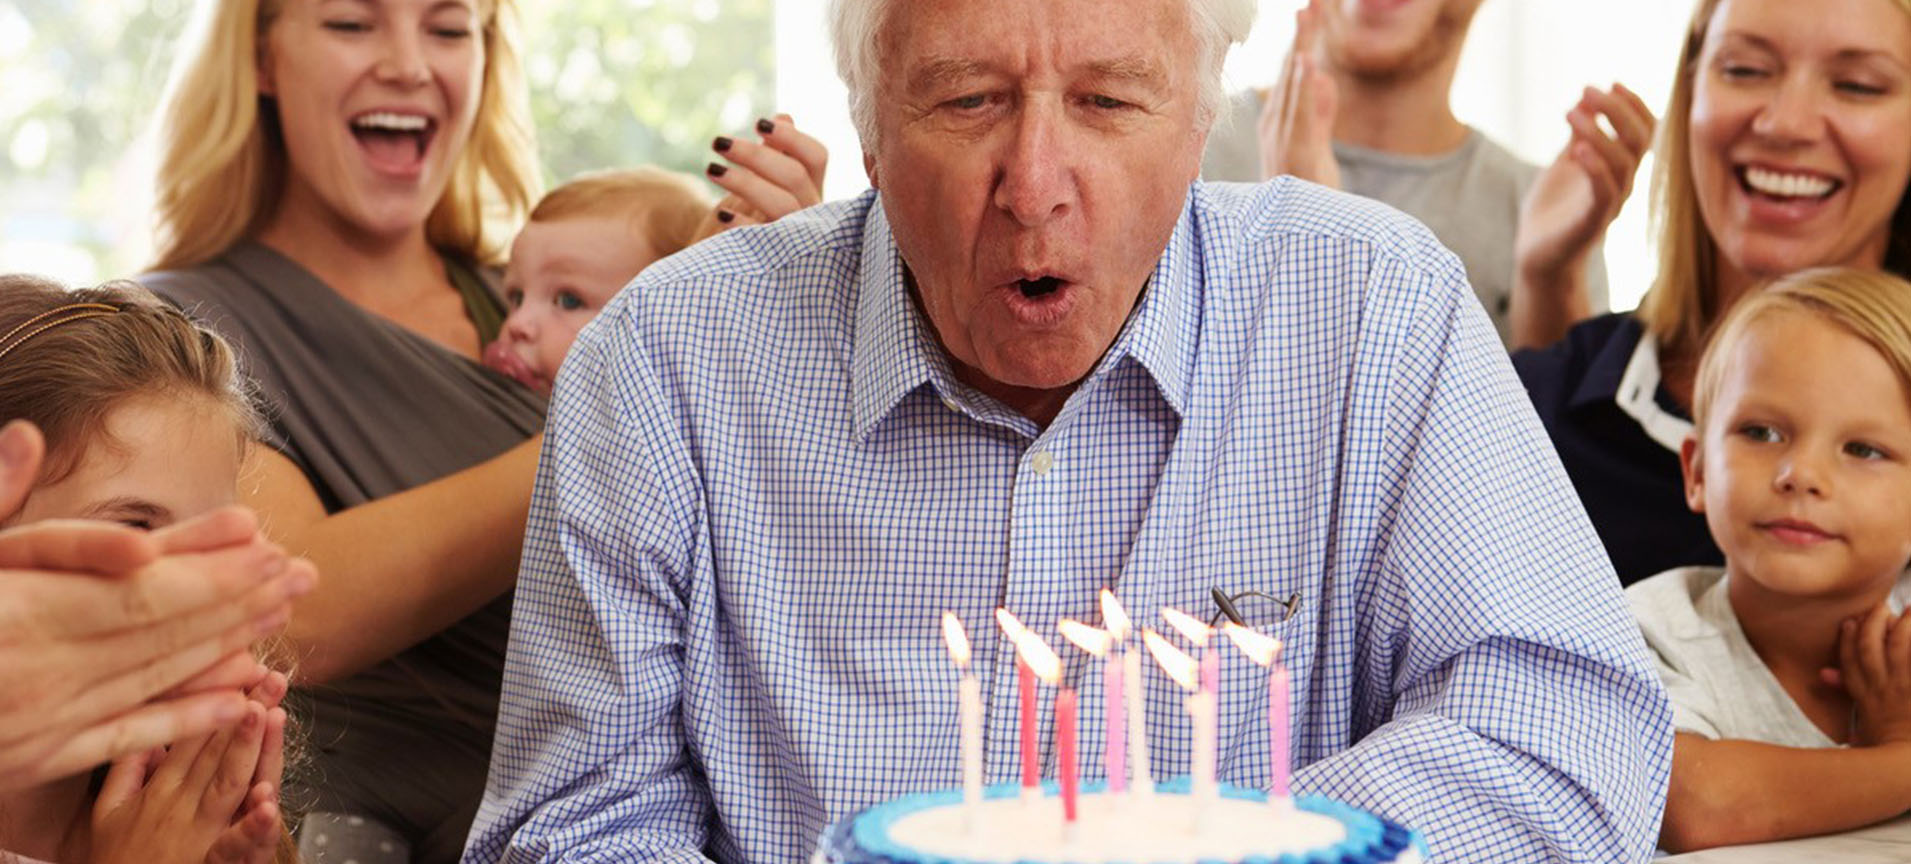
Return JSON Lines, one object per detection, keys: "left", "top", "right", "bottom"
{"left": 463, "top": 0, "right": 1671, "bottom": 861}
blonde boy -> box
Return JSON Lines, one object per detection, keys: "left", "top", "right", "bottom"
{"left": 1635, "top": 267, "right": 1911, "bottom": 851}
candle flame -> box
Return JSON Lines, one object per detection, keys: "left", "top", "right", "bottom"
{"left": 1161, "top": 606, "right": 1212, "bottom": 647}
{"left": 1221, "top": 622, "right": 1281, "bottom": 667}
{"left": 1142, "top": 628, "right": 1200, "bottom": 691}
{"left": 1057, "top": 619, "right": 1112, "bottom": 657}
{"left": 995, "top": 608, "right": 1030, "bottom": 643}
{"left": 942, "top": 611, "right": 972, "bottom": 668}
{"left": 1012, "top": 628, "right": 1065, "bottom": 684}
{"left": 1100, "top": 590, "right": 1131, "bottom": 643}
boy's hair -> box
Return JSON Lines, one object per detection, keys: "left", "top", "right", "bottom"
{"left": 0, "top": 274, "right": 262, "bottom": 485}
{"left": 1692, "top": 267, "right": 1911, "bottom": 436}
{"left": 529, "top": 167, "right": 713, "bottom": 261}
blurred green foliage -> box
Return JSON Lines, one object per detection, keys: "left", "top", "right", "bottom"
{"left": 0, "top": 0, "right": 773, "bottom": 282}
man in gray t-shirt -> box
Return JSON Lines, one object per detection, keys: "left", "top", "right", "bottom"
{"left": 1208, "top": 0, "right": 1651, "bottom": 349}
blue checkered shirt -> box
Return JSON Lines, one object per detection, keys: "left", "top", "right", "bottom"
{"left": 463, "top": 181, "right": 1672, "bottom": 863}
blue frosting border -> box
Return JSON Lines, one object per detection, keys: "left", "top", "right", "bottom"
{"left": 826, "top": 777, "right": 1422, "bottom": 864}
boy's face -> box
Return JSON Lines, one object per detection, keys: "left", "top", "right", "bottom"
{"left": 12, "top": 396, "right": 241, "bottom": 531}
{"left": 1683, "top": 309, "right": 1911, "bottom": 602}
{"left": 490, "top": 215, "right": 661, "bottom": 395}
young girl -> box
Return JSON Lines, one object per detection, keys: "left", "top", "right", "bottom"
{"left": 1634, "top": 266, "right": 1911, "bottom": 851}
{"left": 0, "top": 275, "right": 295, "bottom": 864}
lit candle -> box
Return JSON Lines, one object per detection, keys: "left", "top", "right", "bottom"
{"left": 942, "top": 612, "right": 984, "bottom": 824}
{"left": 1102, "top": 591, "right": 1150, "bottom": 798}
{"left": 1162, "top": 607, "right": 1220, "bottom": 806}
{"left": 996, "top": 609, "right": 1041, "bottom": 805}
{"left": 1143, "top": 628, "right": 1214, "bottom": 830}
{"left": 1058, "top": 619, "right": 1119, "bottom": 797}
{"left": 1057, "top": 687, "right": 1079, "bottom": 825}
{"left": 1224, "top": 623, "right": 1290, "bottom": 806}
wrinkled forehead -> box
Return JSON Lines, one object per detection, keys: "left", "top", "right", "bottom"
{"left": 881, "top": 0, "right": 1197, "bottom": 88}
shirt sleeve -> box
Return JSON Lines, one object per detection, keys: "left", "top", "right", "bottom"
{"left": 1291, "top": 251, "right": 1672, "bottom": 862}
{"left": 461, "top": 305, "right": 716, "bottom": 863}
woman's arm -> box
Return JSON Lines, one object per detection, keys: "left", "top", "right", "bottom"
{"left": 1660, "top": 732, "right": 1911, "bottom": 852}
{"left": 242, "top": 436, "right": 541, "bottom": 683}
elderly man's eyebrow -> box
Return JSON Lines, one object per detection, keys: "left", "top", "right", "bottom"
{"left": 905, "top": 58, "right": 995, "bottom": 96}
{"left": 1083, "top": 55, "right": 1170, "bottom": 88}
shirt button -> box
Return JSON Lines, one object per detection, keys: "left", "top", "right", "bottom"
{"left": 941, "top": 396, "right": 961, "bottom": 413}
{"left": 1030, "top": 451, "right": 1055, "bottom": 475}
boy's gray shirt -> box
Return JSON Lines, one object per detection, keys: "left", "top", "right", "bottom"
{"left": 1203, "top": 92, "right": 1609, "bottom": 346}
{"left": 1629, "top": 565, "right": 1911, "bottom": 747}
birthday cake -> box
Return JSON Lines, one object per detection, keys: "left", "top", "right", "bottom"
{"left": 813, "top": 778, "right": 1424, "bottom": 864}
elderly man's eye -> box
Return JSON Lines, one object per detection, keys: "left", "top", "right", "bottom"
{"left": 1089, "top": 95, "right": 1132, "bottom": 110}
{"left": 944, "top": 94, "right": 989, "bottom": 111}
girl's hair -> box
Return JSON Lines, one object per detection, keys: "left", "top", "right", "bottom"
{"left": 1692, "top": 267, "right": 1911, "bottom": 434}
{"left": 0, "top": 274, "right": 262, "bottom": 486}
{"left": 148, "top": 0, "right": 540, "bottom": 270}
{"left": 1637, "top": 0, "right": 1911, "bottom": 361}
{"left": 529, "top": 167, "right": 713, "bottom": 260}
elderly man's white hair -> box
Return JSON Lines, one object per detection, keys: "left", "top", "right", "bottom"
{"left": 828, "top": 0, "right": 1257, "bottom": 148}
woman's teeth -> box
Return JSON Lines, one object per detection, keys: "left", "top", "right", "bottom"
{"left": 1743, "top": 166, "right": 1836, "bottom": 199}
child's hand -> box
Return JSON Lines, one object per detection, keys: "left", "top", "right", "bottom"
{"left": 88, "top": 701, "right": 267, "bottom": 864}
{"left": 1839, "top": 603, "right": 1911, "bottom": 747}
{"left": 204, "top": 673, "right": 289, "bottom": 864}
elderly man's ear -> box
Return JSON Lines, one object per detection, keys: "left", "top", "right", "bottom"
{"left": 0, "top": 420, "right": 45, "bottom": 521}
{"left": 864, "top": 152, "right": 880, "bottom": 191}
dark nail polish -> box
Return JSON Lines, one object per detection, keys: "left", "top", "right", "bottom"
{"left": 713, "top": 136, "right": 733, "bottom": 152}
{"left": 717, "top": 209, "right": 735, "bottom": 223}
{"left": 756, "top": 117, "right": 776, "bottom": 135}
{"left": 706, "top": 162, "right": 728, "bottom": 178}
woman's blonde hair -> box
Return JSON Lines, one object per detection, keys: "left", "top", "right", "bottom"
{"left": 1638, "top": 0, "right": 1911, "bottom": 361}
{"left": 530, "top": 167, "right": 713, "bottom": 261}
{"left": 1692, "top": 267, "right": 1911, "bottom": 435}
{"left": 148, "top": 0, "right": 540, "bottom": 270}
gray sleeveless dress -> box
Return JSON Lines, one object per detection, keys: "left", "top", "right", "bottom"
{"left": 143, "top": 241, "right": 547, "bottom": 863}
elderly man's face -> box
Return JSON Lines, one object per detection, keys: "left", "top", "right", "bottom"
{"left": 867, "top": 0, "right": 1208, "bottom": 407}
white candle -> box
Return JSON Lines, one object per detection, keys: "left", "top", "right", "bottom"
{"left": 943, "top": 612, "right": 985, "bottom": 829}
{"left": 1142, "top": 628, "right": 1212, "bottom": 831}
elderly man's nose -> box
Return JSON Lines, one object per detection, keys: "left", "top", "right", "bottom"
{"left": 992, "top": 112, "right": 1075, "bottom": 227}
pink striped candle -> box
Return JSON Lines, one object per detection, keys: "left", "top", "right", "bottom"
{"left": 1058, "top": 688, "right": 1079, "bottom": 823}
{"left": 1269, "top": 661, "right": 1290, "bottom": 799}
{"left": 1105, "top": 651, "right": 1126, "bottom": 795}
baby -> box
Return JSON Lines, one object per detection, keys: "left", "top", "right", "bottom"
{"left": 482, "top": 167, "right": 713, "bottom": 395}
{"left": 1633, "top": 267, "right": 1911, "bottom": 851}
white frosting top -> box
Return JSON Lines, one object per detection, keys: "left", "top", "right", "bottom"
{"left": 884, "top": 793, "right": 1346, "bottom": 863}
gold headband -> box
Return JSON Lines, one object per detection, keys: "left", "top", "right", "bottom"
{"left": 0, "top": 302, "right": 122, "bottom": 364}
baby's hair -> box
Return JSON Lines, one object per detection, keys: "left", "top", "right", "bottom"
{"left": 1692, "top": 267, "right": 1911, "bottom": 435}
{"left": 529, "top": 166, "right": 713, "bottom": 261}
{"left": 0, "top": 274, "right": 262, "bottom": 486}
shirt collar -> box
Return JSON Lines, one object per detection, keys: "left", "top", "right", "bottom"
{"left": 849, "top": 190, "right": 1200, "bottom": 441}
{"left": 1612, "top": 328, "right": 1692, "bottom": 454}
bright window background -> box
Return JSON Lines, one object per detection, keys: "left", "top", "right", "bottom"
{"left": 4, "top": 0, "right": 1695, "bottom": 313}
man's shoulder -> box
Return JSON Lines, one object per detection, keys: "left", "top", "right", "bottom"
{"left": 1192, "top": 177, "right": 1466, "bottom": 284}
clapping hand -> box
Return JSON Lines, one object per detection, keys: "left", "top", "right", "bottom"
{"left": 0, "top": 421, "right": 316, "bottom": 790}
{"left": 1511, "top": 83, "right": 1655, "bottom": 346}
{"left": 88, "top": 671, "right": 289, "bottom": 864}
{"left": 698, "top": 113, "right": 830, "bottom": 238}
{"left": 1256, "top": 0, "right": 1339, "bottom": 186}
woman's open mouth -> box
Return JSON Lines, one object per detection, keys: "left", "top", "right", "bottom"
{"left": 350, "top": 111, "right": 438, "bottom": 178}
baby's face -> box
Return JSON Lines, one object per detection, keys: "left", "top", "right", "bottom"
{"left": 1684, "top": 309, "right": 1911, "bottom": 602}
{"left": 489, "top": 215, "right": 660, "bottom": 395}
